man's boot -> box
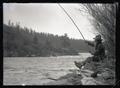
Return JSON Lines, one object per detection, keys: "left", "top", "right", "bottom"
{"left": 91, "top": 71, "right": 99, "bottom": 78}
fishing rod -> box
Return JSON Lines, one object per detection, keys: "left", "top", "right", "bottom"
{"left": 58, "top": 3, "right": 91, "bottom": 50}
{"left": 58, "top": 3, "right": 86, "bottom": 41}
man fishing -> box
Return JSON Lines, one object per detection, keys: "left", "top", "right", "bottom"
{"left": 74, "top": 34, "right": 106, "bottom": 77}
{"left": 58, "top": 4, "right": 106, "bottom": 77}
{"left": 86, "top": 34, "right": 105, "bottom": 62}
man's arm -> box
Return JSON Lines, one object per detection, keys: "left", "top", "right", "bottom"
{"left": 85, "top": 41, "right": 94, "bottom": 47}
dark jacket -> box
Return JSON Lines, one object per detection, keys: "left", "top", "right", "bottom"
{"left": 87, "top": 41, "right": 105, "bottom": 61}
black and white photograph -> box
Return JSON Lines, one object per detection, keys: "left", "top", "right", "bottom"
{"left": 3, "top": 3, "right": 116, "bottom": 85}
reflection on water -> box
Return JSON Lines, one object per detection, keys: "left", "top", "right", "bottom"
{"left": 3, "top": 53, "right": 91, "bottom": 85}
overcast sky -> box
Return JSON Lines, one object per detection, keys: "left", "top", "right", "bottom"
{"left": 3, "top": 3, "right": 98, "bottom": 40}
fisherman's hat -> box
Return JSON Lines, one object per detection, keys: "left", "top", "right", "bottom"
{"left": 93, "top": 34, "right": 102, "bottom": 41}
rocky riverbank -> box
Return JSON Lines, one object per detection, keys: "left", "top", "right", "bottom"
{"left": 45, "top": 57, "right": 115, "bottom": 85}
{"left": 44, "top": 69, "right": 104, "bottom": 85}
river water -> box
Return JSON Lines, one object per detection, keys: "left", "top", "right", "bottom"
{"left": 3, "top": 53, "right": 92, "bottom": 85}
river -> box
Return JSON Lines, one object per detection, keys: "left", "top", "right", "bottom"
{"left": 3, "top": 53, "right": 92, "bottom": 85}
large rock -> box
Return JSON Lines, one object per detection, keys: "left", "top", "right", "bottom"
{"left": 97, "top": 68, "right": 115, "bottom": 85}
{"left": 44, "top": 72, "right": 82, "bottom": 85}
{"left": 80, "top": 69, "right": 94, "bottom": 77}
{"left": 97, "top": 68, "right": 115, "bottom": 79}
{"left": 78, "top": 69, "right": 104, "bottom": 85}
{"left": 81, "top": 77, "right": 104, "bottom": 85}
{"left": 81, "top": 77, "right": 96, "bottom": 85}
{"left": 45, "top": 79, "right": 73, "bottom": 85}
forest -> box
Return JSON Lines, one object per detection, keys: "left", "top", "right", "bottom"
{"left": 3, "top": 21, "right": 93, "bottom": 57}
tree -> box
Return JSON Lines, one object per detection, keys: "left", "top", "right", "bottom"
{"left": 80, "top": 3, "right": 117, "bottom": 57}
{"left": 33, "top": 35, "right": 38, "bottom": 44}
{"left": 8, "top": 20, "right": 14, "bottom": 27}
{"left": 61, "top": 33, "right": 70, "bottom": 48}
{"left": 8, "top": 20, "right": 11, "bottom": 26}
{"left": 45, "top": 40, "right": 53, "bottom": 51}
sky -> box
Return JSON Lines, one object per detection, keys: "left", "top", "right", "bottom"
{"left": 3, "top": 3, "right": 98, "bottom": 40}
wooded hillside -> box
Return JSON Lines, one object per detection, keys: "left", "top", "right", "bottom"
{"left": 3, "top": 22, "right": 93, "bottom": 57}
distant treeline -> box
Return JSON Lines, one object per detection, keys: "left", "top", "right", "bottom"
{"left": 3, "top": 21, "right": 93, "bottom": 57}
